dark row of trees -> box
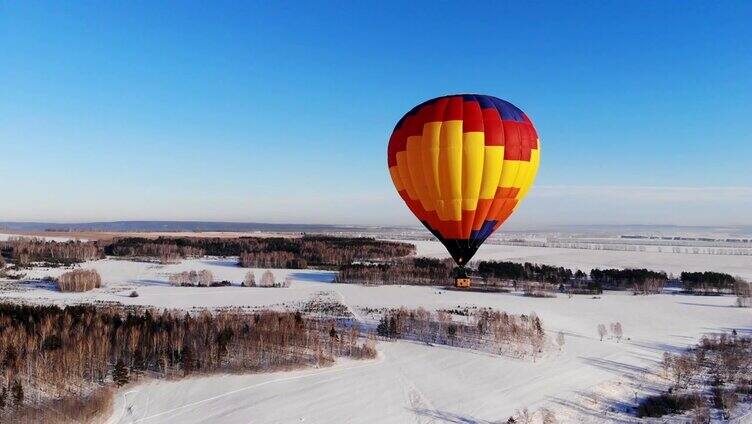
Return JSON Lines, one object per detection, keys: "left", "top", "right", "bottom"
{"left": 589, "top": 268, "right": 668, "bottom": 290}
{"left": 107, "top": 241, "right": 204, "bottom": 264}
{"left": 0, "top": 237, "right": 103, "bottom": 266}
{"left": 336, "top": 258, "right": 454, "bottom": 285}
{"left": 680, "top": 271, "right": 737, "bottom": 294}
{"left": 106, "top": 235, "right": 415, "bottom": 267}
{"left": 477, "top": 261, "right": 574, "bottom": 284}
{"left": 0, "top": 303, "right": 375, "bottom": 421}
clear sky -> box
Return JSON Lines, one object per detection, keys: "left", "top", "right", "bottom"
{"left": 1, "top": 2, "right": 751, "bottom": 227}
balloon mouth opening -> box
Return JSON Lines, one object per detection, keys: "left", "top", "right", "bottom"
{"left": 445, "top": 243, "right": 479, "bottom": 267}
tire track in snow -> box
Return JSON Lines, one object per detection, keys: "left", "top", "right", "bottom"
{"left": 115, "top": 353, "right": 385, "bottom": 423}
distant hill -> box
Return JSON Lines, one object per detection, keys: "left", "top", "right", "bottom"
{"left": 0, "top": 221, "right": 393, "bottom": 233}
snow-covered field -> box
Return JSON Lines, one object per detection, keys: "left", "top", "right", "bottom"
{"left": 413, "top": 240, "right": 752, "bottom": 280}
{"left": 1, "top": 239, "right": 751, "bottom": 423}
{"left": 98, "top": 289, "right": 750, "bottom": 423}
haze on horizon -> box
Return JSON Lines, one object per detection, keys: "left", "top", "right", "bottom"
{"left": 2, "top": 2, "right": 751, "bottom": 227}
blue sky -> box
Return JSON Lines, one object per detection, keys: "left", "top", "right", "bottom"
{"left": 1, "top": 1, "right": 751, "bottom": 226}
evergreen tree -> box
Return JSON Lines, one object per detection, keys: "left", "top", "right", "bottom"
{"left": 377, "top": 316, "right": 389, "bottom": 337}
{"left": 11, "top": 380, "right": 23, "bottom": 408}
{"left": 0, "top": 385, "right": 7, "bottom": 410}
{"left": 389, "top": 316, "right": 398, "bottom": 337}
{"left": 132, "top": 349, "right": 145, "bottom": 373}
{"left": 113, "top": 358, "right": 130, "bottom": 386}
{"left": 533, "top": 316, "right": 544, "bottom": 337}
{"left": 182, "top": 346, "right": 195, "bottom": 376}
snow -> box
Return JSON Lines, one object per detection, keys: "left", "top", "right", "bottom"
{"left": 1, "top": 240, "right": 750, "bottom": 423}
{"left": 412, "top": 239, "right": 752, "bottom": 280}
{"left": 100, "top": 286, "right": 750, "bottom": 423}
{"left": 3, "top": 258, "right": 332, "bottom": 310}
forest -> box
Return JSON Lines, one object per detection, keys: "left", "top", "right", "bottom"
{"left": 476, "top": 260, "right": 574, "bottom": 284}
{"left": 239, "top": 251, "right": 307, "bottom": 269}
{"left": 0, "top": 237, "right": 103, "bottom": 266}
{"left": 376, "top": 307, "right": 547, "bottom": 359}
{"left": 0, "top": 303, "right": 375, "bottom": 422}
{"left": 589, "top": 268, "right": 668, "bottom": 290}
{"left": 107, "top": 235, "right": 415, "bottom": 267}
{"left": 680, "top": 271, "right": 737, "bottom": 294}
{"left": 336, "top": 257, "right": 454, "bottom": 285}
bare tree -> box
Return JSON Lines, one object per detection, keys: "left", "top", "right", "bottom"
{"left": 597, "top": 324, "right": 607, "bottom": 341}
{"left": 734, "top": 277, "right": 751, "bottom": 308}
{"left": 260, "top": 270, "right": 275, "bottom": 287}
{"left": 556, "top": 331, "right": 565, "bottom": 351}
{"left": 243, "top": 271, "right": 256, "bottom": 287}
{"left": 169, "top": 270, "right": 213, "bottom": 287}
{"left": 282, "top": 276, "right": 293, "bottom": 288}
{"left": 541, "top": 408, "right": 557, "bottom": 424}
{"left": 514, "top": 408, "right": 533, "bottom": 424}
{"left": 612, "top": 322, "right": 623, "bottom": 342}
{"left": 198, "top": 270, "right": 213, "bottom": 286}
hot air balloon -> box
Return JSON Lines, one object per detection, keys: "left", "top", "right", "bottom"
{"left": 387, "top": 94, "right": 540, "bottom": 283}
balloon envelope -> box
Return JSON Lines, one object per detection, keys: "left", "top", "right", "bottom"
{"left": 387, "top": 94, "right": 540, "bottom": 265}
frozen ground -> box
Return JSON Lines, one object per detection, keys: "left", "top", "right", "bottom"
{"left": 1, "top": 239, "right": 751, "bottom": 423}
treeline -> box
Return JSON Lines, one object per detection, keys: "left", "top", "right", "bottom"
{"left": 107, "top": 235, "right": 415, "bottom": 267}
{"left": 0, "top": 237, "right": 103, "bottom": 266}
{"left": 376, "top": 307, "right": 546, "bottom": 359}
{"left": 239, "top": 251, "right": 307, "bottom": 269}
{"left": 680, "top": 271, "right": 737, "bottom": 294}
{"left": 336, "top": 258, "right": 454, "bottom": 285}
{"left": 477, "top": 261, "right": 573, "bottom": 284}
{"left": 107, "top": 241, "right": 204, "bottom": 264}
{"left": 589, "top": 268, "right": 668, "bottom": 291}
{"left": 0, "top": 303, "right": 375, "bottom": 421}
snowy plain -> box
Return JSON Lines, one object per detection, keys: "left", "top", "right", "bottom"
{"left": 1, "top": 237, "right": 751, "bottom": 423}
